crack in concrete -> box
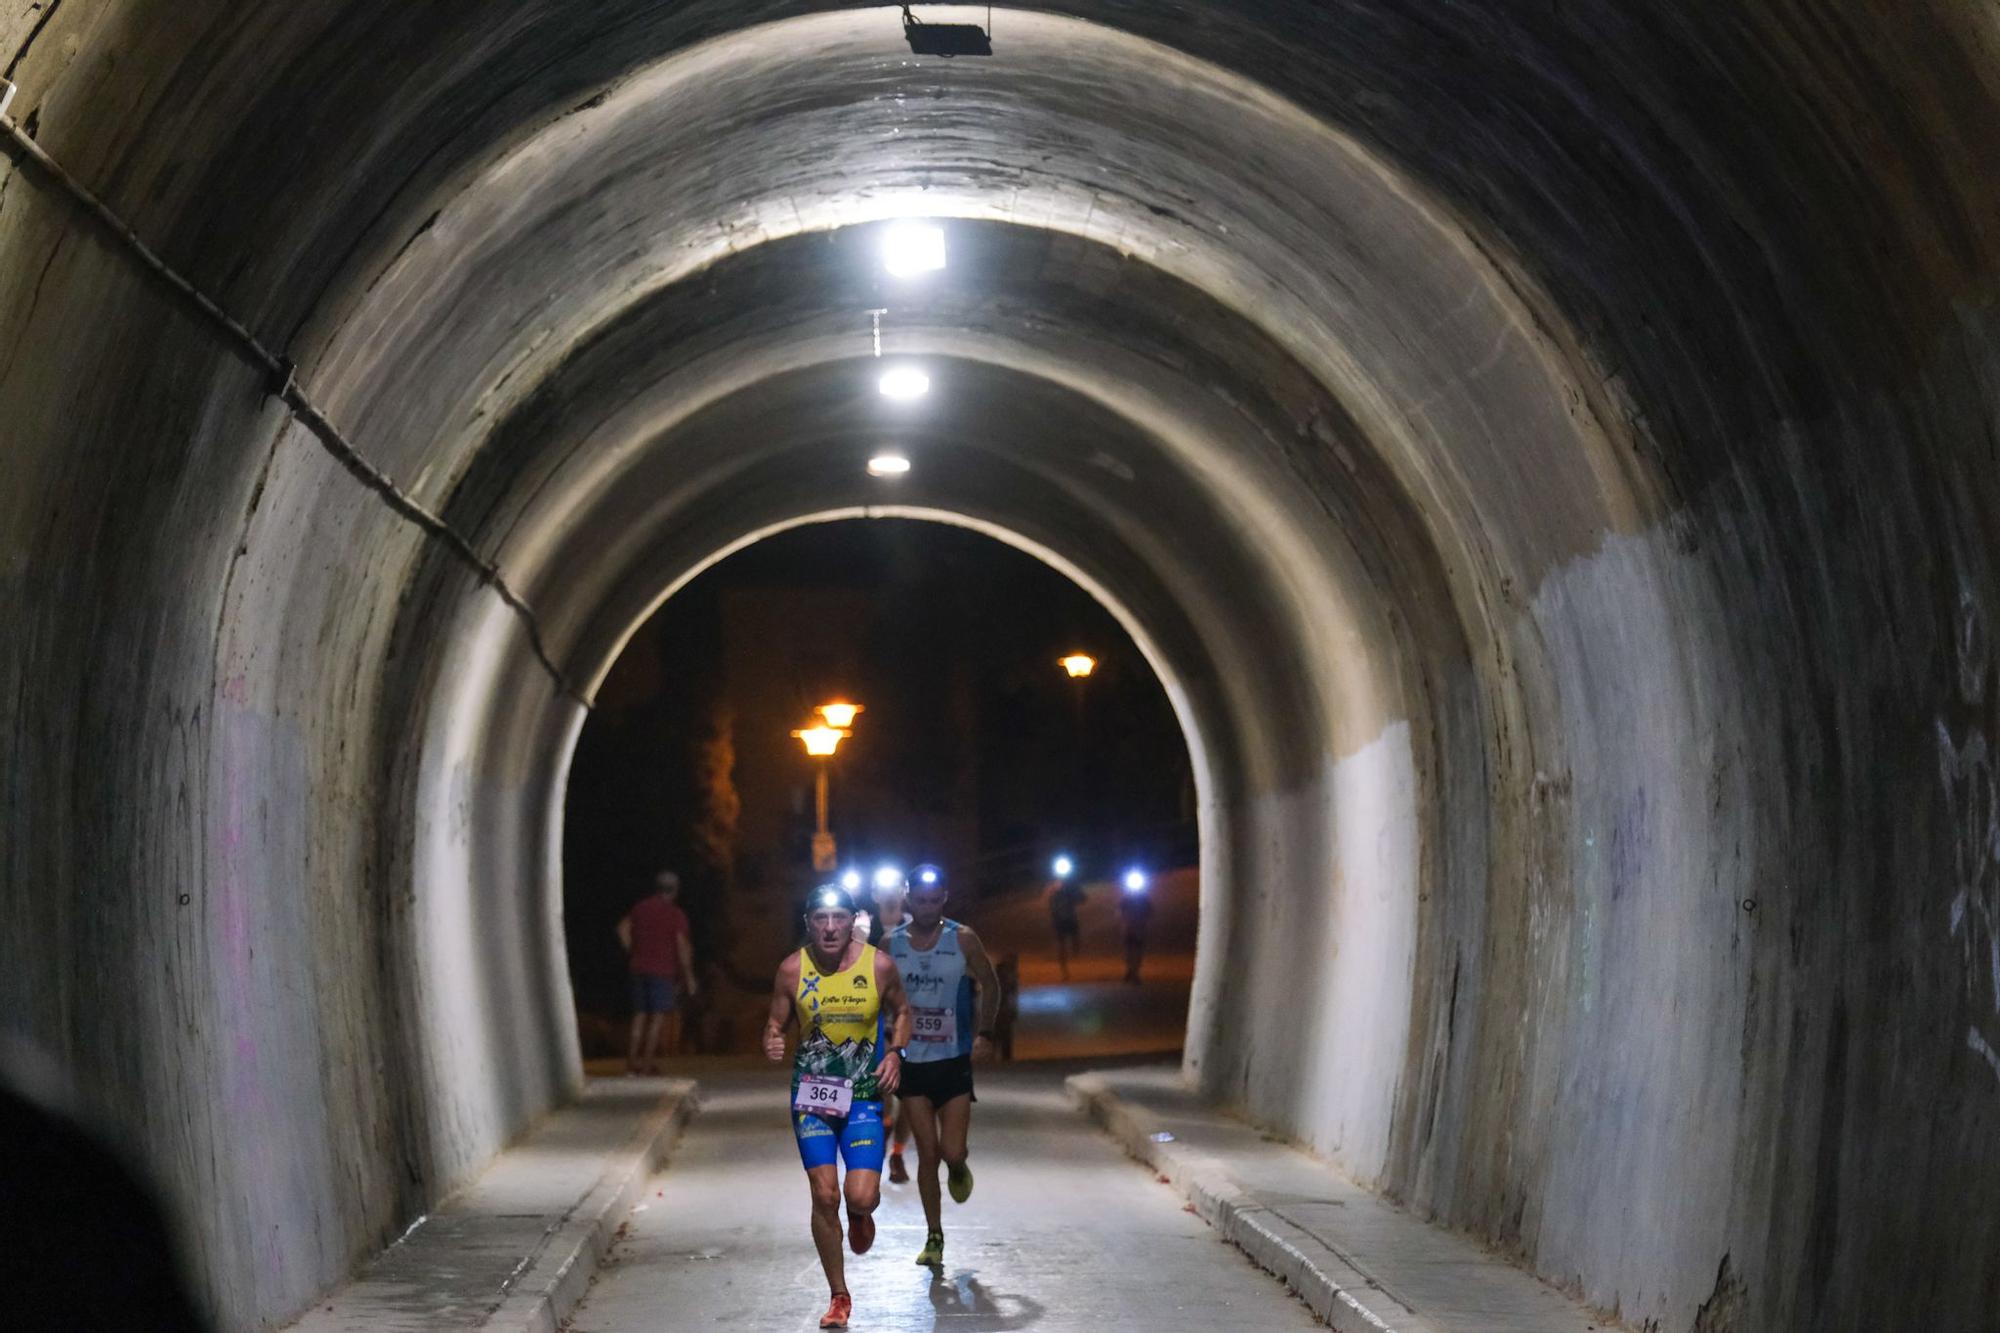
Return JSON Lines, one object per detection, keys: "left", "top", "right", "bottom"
{"left": 4, "top": 0, "right": 63, "bottom": 81}
{"left": 0, "top": 227, "right": 62, "bottom": 376}
{"left": 207, "top": 411, "right": 294, "bottom": 698}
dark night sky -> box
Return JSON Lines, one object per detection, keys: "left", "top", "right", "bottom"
{"left": 562, "top": 519, "right": 1192, "bottom": 1011}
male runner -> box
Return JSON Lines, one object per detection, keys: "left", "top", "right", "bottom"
{"left": 765, "top": 884, "right": 912, "bottom": 1329}
{"left": 853, "top": 868, "right": 917, "bottom": 1182}
{"left": 883, "top": 864, "right": 1001, "bottom": 1268}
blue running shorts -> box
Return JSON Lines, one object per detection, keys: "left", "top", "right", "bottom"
{"left": 794, "top": 1099, "right": 886, "bottom": 1173}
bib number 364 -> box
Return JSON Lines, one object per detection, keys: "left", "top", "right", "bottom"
{"left": 793, "top": 1074, "right": 854, "bottom": 1118}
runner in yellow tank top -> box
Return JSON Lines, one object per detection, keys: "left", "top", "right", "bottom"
{"left": 764, "top": 884, "right": 911, "bottom": 1330}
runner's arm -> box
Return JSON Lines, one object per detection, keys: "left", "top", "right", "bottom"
{"left": 763, "top": 956, "right": 799, "bottom": 1061}
{"left": 959, "top": 927, "right": 1003, "bottom": 1051}
{"left": 873, "top": 951, "right": 911, "bottom": 1093}
{"left": 615, "top": 915, "right": 632, "bottom": 953}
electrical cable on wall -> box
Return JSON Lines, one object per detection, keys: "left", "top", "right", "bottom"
{"left": 0, "top": 99, "right": 588, "bottom": 708}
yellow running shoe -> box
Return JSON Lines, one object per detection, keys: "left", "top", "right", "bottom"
{"left": 947, "top": 1160, "right": 974, "bottom": 1204}
{"left": 915, "top": 1230, "right": 945, "bottom": 1266}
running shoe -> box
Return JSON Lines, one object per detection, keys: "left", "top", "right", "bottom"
{"left": 819, "top": 1292, "right": 852, "bottom": 1329}
{"left": 888, "top": 1149, "right": 909, "bottom": 1184}
{"left": 915, "top": 1230, "right": 945, "bottom": 1266}
{"left": 848, "top": 1210, "right": 875, "bottom": 1255}
{"left": 947, "top": 1160, "right": 974, "bottom": 1204}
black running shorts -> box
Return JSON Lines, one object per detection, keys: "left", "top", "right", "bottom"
{"left": 898, "top": 1053, "right": 976, "bottom": 1105}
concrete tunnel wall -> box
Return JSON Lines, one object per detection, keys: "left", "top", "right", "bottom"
{"left": 2, "top": 3, "right": 1999, "bottom": 1330}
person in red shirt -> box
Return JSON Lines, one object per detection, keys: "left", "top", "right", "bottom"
{"left": 617, "top": 870, "right": 698, "bottom": 1074}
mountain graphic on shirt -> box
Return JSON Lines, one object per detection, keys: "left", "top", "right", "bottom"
{"left": 795, "top": 1028, "right": 878, "bottom": 1098}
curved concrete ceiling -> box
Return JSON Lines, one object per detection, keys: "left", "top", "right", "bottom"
{"left": 4, "top": 3, "right": 1999, "bottom": 1331}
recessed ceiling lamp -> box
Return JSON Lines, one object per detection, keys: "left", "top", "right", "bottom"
{"left": 878, "top": 366, "right": 930, "bottom": 400}
{"left": 880, "top": 221, "right": 947, "bottom": 277}
{"left": 867, "top": 452, "right": 912, "bottom": 477}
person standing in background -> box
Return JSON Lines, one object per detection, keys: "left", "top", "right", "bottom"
{"left": 1047, "top": 876, "right": 1084, "bottom": 980}
{"left": 618, "top": 870, "right": 698, "bottom": 1074}
{"left": 992, "top": 954, "right": 1020, "bottom": 1060}
{"left": 1118, "top": 875, "right": 1154, "bottom": 984}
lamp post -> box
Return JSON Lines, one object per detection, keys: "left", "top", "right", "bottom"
{"left": 793, "top": 703, "right": 860, "bottom": 873}
{"left": 1058, "top": 653, "right": 1096, "bottom": 837}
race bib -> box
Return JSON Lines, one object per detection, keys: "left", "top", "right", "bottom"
{"left": 793, "top": 1074, "right": 854, "bottom": 1118}
{"left": 912, "top": 1006, "right": 958, "bottom": 1046}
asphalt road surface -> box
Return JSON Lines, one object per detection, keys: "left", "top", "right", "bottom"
{"left": 563, "top": 1064, "right": 1318, "bottom": 1332}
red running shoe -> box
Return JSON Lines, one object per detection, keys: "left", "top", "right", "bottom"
{"left": 849, "top": 1210, "right": 876, "bottom": 1254}
{"left": 888, "top": 1149, "right": 909, "bottom": 1184}
{"left": 819, "top": 1292, "right": 853, "bottom": 1328}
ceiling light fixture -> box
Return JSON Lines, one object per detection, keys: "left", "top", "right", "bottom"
{"left": 880, "top": 221, "right": 947, "bottom": 277}
{"left": 878, "top": 366, "right": 930, "bottom": 400}
{"left": 867, "top": 452, "right": 912, "bottom": 477}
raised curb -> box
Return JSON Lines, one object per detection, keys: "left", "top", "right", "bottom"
{"left": 480, "top": 1083, "right": 700, "bottom": 1332}
{"left": 286, "top": 1081, "right": 699, "bottom": 1333}
{"left": 1065, "top": 1072, "right": 1434, "bottom": 1333}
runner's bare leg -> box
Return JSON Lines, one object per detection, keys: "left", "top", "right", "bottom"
{"left": 902, "top": 1095, "right": 944, "bottom": 1234}
{"left": 807, "top": 1164, "right": 847, "bottom": 1292}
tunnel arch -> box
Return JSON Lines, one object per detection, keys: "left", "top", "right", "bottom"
{"left": 4, "top": 3, "right": 2000, "bottom": 1331}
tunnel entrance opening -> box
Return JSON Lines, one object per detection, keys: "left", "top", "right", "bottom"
{"left": 562, "top": 517, "right": 1200, "bottom": 1073}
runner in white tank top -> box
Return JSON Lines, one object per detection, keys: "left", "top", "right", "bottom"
{"left": 882, "top": 864, "right": 1000, "bottom": 1268}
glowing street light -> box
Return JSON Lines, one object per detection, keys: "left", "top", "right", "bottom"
{"left": 867, "top": 452, "right": 912, "bottom": 477}
{"left": 879, "top": 366, "right": 930, "bottom": 400}
{"left": 1059, "top": 653, "right": 1097, "bottom": 679}
{"left": 817, "top": 700, "right": 864, "bottom": 729}
{"left": 1052, "top": 854, "right": 1076, "bottom": 879}
{"left": 880, "top": 221, "right": 947, "bottom": 277}
{"left": 794, "top": 721, "right": 852, "bottom": 872}
{"left": 793, "top": 724, "right": 848, "bottom": 757}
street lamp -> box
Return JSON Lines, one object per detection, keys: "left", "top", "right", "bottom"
{"left": 793, "top": 720, "right": 853, "bottom": 872}
{"left": 793, "top": 724, "right": 848, "bottom": 757}
{"left": 1058, "top": 654, "right": 1096, "bottom": 824}
{"left": 817, "top": 700, "right": 864, "bottom": 729}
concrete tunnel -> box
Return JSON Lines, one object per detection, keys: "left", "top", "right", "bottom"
{"left": 2, "top": 2, "right": 1998, "bottom": 1329}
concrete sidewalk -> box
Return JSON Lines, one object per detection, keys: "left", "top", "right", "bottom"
{"left": 286, "top": 1078, "right": 697, "bottom": 1333}
{"left": 1068, "top": 1067, "right": 1611, "bottom": 1333}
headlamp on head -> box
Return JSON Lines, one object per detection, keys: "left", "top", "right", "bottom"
{"left": 913, "top": 863, "right": 944, "bottom": 888}
{"left": 810, "top": 885, "right": 857, "bottom": 915}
